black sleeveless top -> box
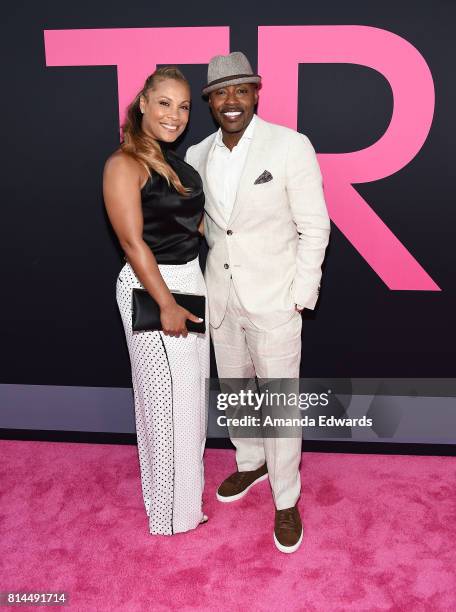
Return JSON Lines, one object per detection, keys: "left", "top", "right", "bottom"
{"left": 139, "top": 146, "right": 204, "bottom": 264}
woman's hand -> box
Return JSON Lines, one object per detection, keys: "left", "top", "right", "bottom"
{"left": 160, "top": 302, "right": 203, "bottom": 338}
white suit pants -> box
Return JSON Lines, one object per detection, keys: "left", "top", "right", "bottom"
{"left": 210, "top": 280, "right": 303, "bottom": 510}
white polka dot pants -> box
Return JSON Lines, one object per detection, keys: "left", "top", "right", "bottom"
{"left": 116, "top": 257, "right": 209, "bottom": 535}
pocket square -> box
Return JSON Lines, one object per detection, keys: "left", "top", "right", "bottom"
{"left": 254, "top": 170, "right": 273, "bottom": 185}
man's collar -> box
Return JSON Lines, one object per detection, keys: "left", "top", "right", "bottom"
{"left": 215, "top": 113, "right": 257, "bottom": 148}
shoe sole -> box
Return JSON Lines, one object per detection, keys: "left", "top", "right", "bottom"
{"left": 216, "top": 473, "right": 268, "bottom": 503}
{"left": 273, "top": 527, "right": 303, "bottom": 554}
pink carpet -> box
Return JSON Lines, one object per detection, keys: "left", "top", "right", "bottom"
{"left": 1, "top": 440, "right": 455, "bottom": 611}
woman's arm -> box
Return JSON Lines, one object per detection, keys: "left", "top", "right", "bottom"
{"left": 103, "top": 153, "right": 201, "bottom": 337}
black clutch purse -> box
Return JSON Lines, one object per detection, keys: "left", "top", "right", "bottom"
{"left": 132, "top": 288, "right": 206, "bottom": 333}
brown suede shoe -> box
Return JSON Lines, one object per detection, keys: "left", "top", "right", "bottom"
{"left": 274, "top": 505, "right": 303, "bottom": 553}
{"left": 216, "top": 463, "right": 268, "bottom": 502}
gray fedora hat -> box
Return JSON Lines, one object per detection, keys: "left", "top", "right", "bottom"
{"left": 202, "top": 51, "right": 261, "bottom": 96}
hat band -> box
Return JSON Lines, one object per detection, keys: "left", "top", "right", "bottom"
{"left": 206, "top": 73, "right": 258, "bottom": 88}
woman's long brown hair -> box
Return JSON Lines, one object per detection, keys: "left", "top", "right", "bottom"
{"left": 121, "top": 67, "right": 190, "bottom": 195}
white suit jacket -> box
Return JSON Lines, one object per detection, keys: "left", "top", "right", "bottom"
{"left": 185, "top": 116, "right": 330, "bottom": 330}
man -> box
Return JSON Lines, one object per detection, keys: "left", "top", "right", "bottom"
{"left": 185, "top": 52, "right": 330, "bottom": 553}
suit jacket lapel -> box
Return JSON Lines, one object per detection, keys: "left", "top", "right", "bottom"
{"left": 198, "top": 134, "right": 227, "bottom": 229}
{"left": 228, "top": 116, "right": 270, "bottom": 227}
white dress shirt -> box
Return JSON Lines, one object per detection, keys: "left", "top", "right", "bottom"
{"left": 206, "top": 114, "right": 257, "bottom": 223}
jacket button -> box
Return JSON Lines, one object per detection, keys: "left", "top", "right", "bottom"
{"left": 227, "top": 229, "right": 233, "bottom": 235}
{"left": 224, "top": 263, "right": 230, "bottom": 269}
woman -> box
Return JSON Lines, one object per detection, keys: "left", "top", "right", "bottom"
{"left": 103, "top": 67, "right": 209, "bottom": 535}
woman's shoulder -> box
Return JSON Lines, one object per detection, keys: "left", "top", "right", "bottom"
{"left": 103, "top": 149, "right": 148, "bottom": 186}
{"left": 167, "top": 149, "right": 202, "bottom": 179}
{"left": 104, "top": 149, "right": 139, "bottom": 173}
